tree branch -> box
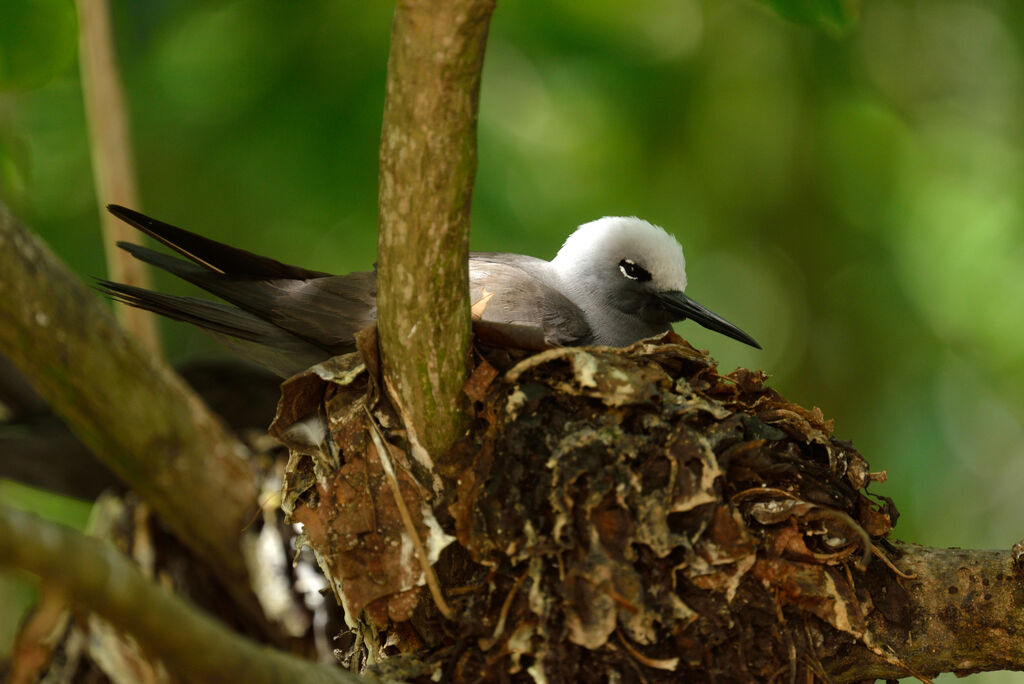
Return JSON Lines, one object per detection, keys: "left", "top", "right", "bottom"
{"left": 0, "top": 505, "right": 364, "bottom": 684}
{"left": 823, "top": 544, "right": 1024, "bottom": 680}
{"left": 0, "top": 203, "right": 270, "bottom": 633}
{"left": 377, "top": 0, "right": 495, "bottom": 460}
{"left": 76, "top": 0, "right": 162, "bottom": 355}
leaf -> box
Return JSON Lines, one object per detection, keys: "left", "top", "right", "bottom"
{"left": 752, "top": 0, "right": 860, "bottom": 33}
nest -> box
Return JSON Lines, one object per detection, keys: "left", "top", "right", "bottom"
{"left": 270, "top": 330, "right": 902, "bottom": 682}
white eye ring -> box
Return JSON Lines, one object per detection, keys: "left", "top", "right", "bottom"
{"left": 619, "top": 259, "right": 643, "bottom": 280}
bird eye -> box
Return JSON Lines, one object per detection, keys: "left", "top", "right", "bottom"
{"left": 619, "top": 259, "right": 651, "bottom": 282}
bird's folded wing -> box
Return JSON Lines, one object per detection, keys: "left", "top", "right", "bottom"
{"left": 469, "top": 256, "right": 591, "bottom": 347}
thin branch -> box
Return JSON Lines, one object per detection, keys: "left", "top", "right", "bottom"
{"left": 76, "top": 0, "right": 162, "bottom": 355}
{"left": 0, "top": 505, "right": 365, "bottom": 684}
{"left": 365, "top": 409, "right": 453, "bottom": 619}
{"left": 377, "top": 0, "right": 496, "bottom": 460}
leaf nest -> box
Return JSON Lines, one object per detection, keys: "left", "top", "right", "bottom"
{"left": 271, "top": 330, "right": 903, "bottom": 682}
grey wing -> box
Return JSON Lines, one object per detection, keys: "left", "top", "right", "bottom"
{"left": 469, "top": 254, "right": 592, "bottom": 346}
{"left": 248, "top": 271, "right": 377, "bottom": 352}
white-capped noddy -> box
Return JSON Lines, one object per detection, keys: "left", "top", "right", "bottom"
{"left": 100, "top": 206, "right": 760, "bottom": 377}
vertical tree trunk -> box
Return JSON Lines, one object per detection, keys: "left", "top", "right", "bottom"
{"left": 377, "top": 0, "right": 496, "bottom": 461}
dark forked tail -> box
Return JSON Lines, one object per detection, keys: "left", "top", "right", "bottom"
{"left": 106, "top": 204, "right": 327, "bottom": 279}
{"left": 100, "top": 206, "right": 342, "bottom": 376}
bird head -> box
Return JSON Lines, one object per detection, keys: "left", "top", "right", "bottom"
{"left": 552, "top": 217, "right": 761, "bottom": 349}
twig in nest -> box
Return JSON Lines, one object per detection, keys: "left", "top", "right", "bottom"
{"left": 364, "top": 408, "right": 453, "bottom": 619}
{"left": 615, "top": 628, "right": 679, "bottom": 672}
{"left": 732, "top": 487, "right": 874, "bottom": 571}
{"left": 871, "top": 544, "right": 917, "bottom": 580}
{"left": 801, "top": 619, "right": 830, "bottom": 682}
{"left": 809, "top": 544, "right": 858, "bottom": 565}
{"left": 803, "top": 507, "right": 873, "bottom": 571}
{"left": 478, "top": 567, "right": 529, "bottom": 651}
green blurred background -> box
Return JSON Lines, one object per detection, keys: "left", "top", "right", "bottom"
{"left": 1, "top": 0, "right": 1023, "bottom": 680}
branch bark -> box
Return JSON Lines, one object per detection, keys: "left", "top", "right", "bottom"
{"left": 823, "top": 544, "right": 1024, "bottom": 680}
{"left": 0, "top": 203, "right": 270, "bottom": 634}
{"left": 377, "top": 0, "right": 495, "bottom": 460}
{"left": 0, "top": 505, "right": 364, "bottom": 684}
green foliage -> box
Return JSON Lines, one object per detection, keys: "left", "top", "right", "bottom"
{"left": 0, "top": 0, "right": 77, "bottom": 91}
{"left": 752, "top": 0, "right": 859, "bottom": 32}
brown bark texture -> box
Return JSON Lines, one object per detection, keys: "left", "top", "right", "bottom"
{"left": 0, "top": 203, "right": 273, "bottom": 636}
{"left": 377, "top": 0, "right": 495, "bottom": 461}
{"left": 271, "top": 330, "right": 1024, "bottom": 682}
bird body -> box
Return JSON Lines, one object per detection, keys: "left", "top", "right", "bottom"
{"left": 102, "top": 207, "right": 759, "bottom": 377}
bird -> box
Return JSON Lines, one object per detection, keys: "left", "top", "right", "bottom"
{"left": 99, "top": 206, "right": 760, "bottom": 377}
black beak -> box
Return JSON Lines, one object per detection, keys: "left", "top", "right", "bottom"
{"left": 657, "top": 291, "right": 761, "bottom": 349}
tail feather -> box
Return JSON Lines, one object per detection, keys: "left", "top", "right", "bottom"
{"left": 99, "top": 280, "right": 293, "bottom": 342}
{"left": 97, "top": 280, "right": 333, "bottom": 376}
{"left": 107, "top": 204, "right": 327, "bottom": 280}
{"left": 102, "top": 205, "right": 367, "bottom": 374}
{"left": 110, "top": 242, "right": 284, "bottom": 320}
{"left": 115, "top": 242, "right": 212, "bottom": 282}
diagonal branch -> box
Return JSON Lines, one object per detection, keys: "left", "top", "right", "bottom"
{"left": 0, "top": 504, "right": 364, "bottom": 684}
{"left": 0, "top": 202, "right": 271, "bottom": 634}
